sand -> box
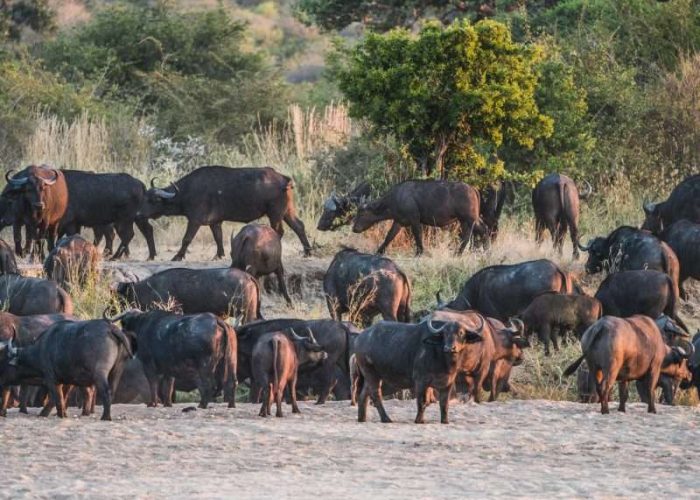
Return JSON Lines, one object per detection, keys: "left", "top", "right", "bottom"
{"left": 2, "top": 399, "right": 699, "bottom": 498}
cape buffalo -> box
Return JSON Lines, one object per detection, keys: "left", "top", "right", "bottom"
{"left": 60, "top": 170, "right": 157, "bottom": 260}
{"left": 564, "top": 315, "right": 692, "bottom": 414}
{"left": 594, "top": 270, "right": 688, "bottom": 331}
{"left": 578, "top": 226, "right": 680, "bottom": 293}
{"left": 518, "top": 294, "right": 603, "bottom": 356}
{"left": 252, "top": 328, "right": 327, "bottom": 417}
{"left": 43, "top": 234, "right": 99, "bottom": 289}
{"left": 643, "top": 174, "right": 700, "bottom": 234}
{"left": 480, "top": 180, "right": 512, "bottom": 241}
{"left": 317, "top": 182, "right": 371, "bottom": 231}
{"left": 230, "top": 223, "right": 291, "bottom": 306}
{"left": 660, "top": 219, "right": 700, "bottom": 299}
{"left": 532, "top": 173, "right": 591, "bottom": 259}
{"left": 354, "top": 312, "right": 486, "bottom": 424}
{"left": 113, "top": 309, "right": 237, "bottom": 409}
{"left": 0, "top": 275, "right": 73, "bottom": 315}
{"left": 324, "top": 248, "right": 411, "bottom": 326}
{"left": 0, "top": 319, "right": 134, "bottom": 420}
{"left": 442, "top": 259, "right": 572, "bottom": 321}
{"left": 680, "top": 331, "right": 700, "bottom": 399}
{"left": 3, "top": 166, "right": 68, "bottom": 260}
{"left": 236, "top": 318, "right": 358, "bottom": 404}
{"left": 116, "top": 267, "right": 261, "bottom": 321}
{"left": 0, "top": 238, "right": 18, "bottom": 275}
{"left": 138, "top": 166, "right": 311, "bottom": 260}
{"left": 351, "top": 180, "right": 487, "bottom": 256}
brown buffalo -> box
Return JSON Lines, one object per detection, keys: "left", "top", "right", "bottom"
{"left": 43, "top": 234, "right": 100, "bottom": 289}
{"left": 230, "top": 223, "right": 291, "bottom": 306}
{"left": 564, "top": 315, "right": 692, "bottom": 414}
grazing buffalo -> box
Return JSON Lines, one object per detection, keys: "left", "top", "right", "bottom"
{"left": 0, "top": 238, "right": 18, "bottom": 275}
{"left": 578, "top": 226, "right": 680, "bottom": 290}
{"left": 3, "top": 166, "right": 68, "bottom": 259}
{"left": 116, "top": 267, "right": 261, "bottom": 321}
{"left": 0, "top": 312, "right": 76, "bottom": 415}
{"left": 317, "top": 182, "right": 371, "bottom": 231}
{"left": 230, "top": 223, "right": 291, "bottom": 306}
{"left": 236, "top": 318, "right": 358, "bottom": 404}
{"left": 113, "top": 310, "right": 237, "bottom": 409}
{"left": 351, "top": 180, "right": 487, "bottom": 256}
{"left": 138, "top": 166, "right": 311, "bottom": 261}
{"left": 60, "top": 170, "right": 156, "bottom": 260}
{"left": 43, "top": 235, "right": 99, "bottom": 289}
{"left": 518, "top": 294, "right": 602, "bottom": 356}
{"left": 354, "top": 312, "right": 485, "bottom": 424}
{"left": 252, "top": 328, "right": 327, "bottom": 417}
{"left": 564, "top": 315, "right": 692, "bottom": 414}
{"left": 660, "top": 219, "right": 700, "bottom": 298}
{"left": 480, "top": 181, "right": 511, "bottom": 241}
{"left": 0, "top": 319, "right": 134, "bottom": 420}
{"left": 324, "top": 248, "right": 411, "bottom": 326}
{"left": 594, "top": 270, "right": 688, "bottom": 331}
{"left": 0, "top": 275, "right": 73, "bottom": 315}
{"left": 532, "top": 173, "right": 591, "bottom": 259}
{"left": 643, "top": 174, "right": 700, "bottom": 234}
{"left": 442, "top": 259, "right": 572, "bottom": 321}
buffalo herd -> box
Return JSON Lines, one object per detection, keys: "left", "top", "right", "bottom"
{"left": 0, "top": 165, "right": 698, "bottom": 422}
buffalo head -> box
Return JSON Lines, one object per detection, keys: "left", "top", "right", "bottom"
{"left": 502, "top": 319, "right": 530, "bottom": 366}
{"left": 138, "top": 178, "right": 179, "bottom": 219}
{"left": 421, "top": 313, "right": 484, "bottom": 355}
{"left": 642, "top": 201, "right": 663, "bottom": 234}
{"left": 318, "top": 182, "right": 371, "bottom": 231}
{"left": 0, "top": 334, "right": 19, "bottom": 384}
{"left": 577, "top": 236, "right": 608, "bottom": 274}
{"left": 289, "top": 327, "right": 328, "bottom": 367}
{"left": 6, "top": 166, "right": 61, "bottom": 222}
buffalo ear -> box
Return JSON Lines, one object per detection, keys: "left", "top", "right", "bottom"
{"left": 465, "top": 332, "right": 483, "bottom": 343}
{"left": 513, "top": 336, "right": 530, "bottom": 348}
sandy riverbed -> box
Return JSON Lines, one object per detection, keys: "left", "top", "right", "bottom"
{"left": 2, "top": 399, "right": 698, "bottom": 498}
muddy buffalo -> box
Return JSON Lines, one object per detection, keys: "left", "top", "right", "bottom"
{"left": 532, "top": 173, "right": 591, "bottom": 259}
{"left": 564, "top": 315, "right": 692, "bottom": 414}
{"left": 116, "top": 267, "right": 261, "bottom": 321}
{"left": 643, "top": 174, "right": 700, "bottom": 234}
{"left": 324, "top": 248, "right": 411, "bottom": 326}
{"left": 43, "top": 234, "right": 99, "bottom": 289}
{"left": 442, "top": 259, "right": 572, "bottom": 321}
{"left": 252, "top": 328, "right": 327, "bottom": 417}
{"left": 0, "top": 275, "right": 73, "bottom": 315}
{"left": 230, "top": 223, "right": 291, "bottom": 306}
{"left": 351, "top": 180, "right": 487, "bottom": 255}
{"left": 138, "top": 166, "right": 311, "bottom": 261}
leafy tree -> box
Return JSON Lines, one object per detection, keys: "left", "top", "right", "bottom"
{"left": 0, "top": 0, "right": 54, "bottom": 41}
{"left": 330, "top": 19, "right": 553, "bottom": 182}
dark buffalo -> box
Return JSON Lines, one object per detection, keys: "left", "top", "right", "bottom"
{"left": 442, "top": 259, "right": 572, "bottom": 321}
{"left": 113, "top": 309, "right": 237, "bottom": 409}
{"left": 324, "top": 248, "right": 411, "bottom": 326}
{"left": 236, "top": 318, "right": 358, "bottom": 404}
{"left": 351, "top": 180, "right": 487, "bottom": 256}
{"left": 0, "top": 274, "right": 73, "bottom": 315}
{"left": 116, "top": 267, "right": 261, "bottom": 321}
{"left": 480, "top": 180, "right": 512, "bottom": 241}
{"left": 60, "top": 170, "right": 156, "bottom": 260}
{"left": 643, "top": 174, "right": 700, "bottom": 234}
{"left": 138, "top": 166, "right": 311, "bottom": 261}
{"left": 3, "top": 165, "right": 69, "bottom": 259}
{"left": 252, "top": 328, "right": 327, "bottom": 417}
{"left": 317, "top": 182, "right": 371, "bottom": 231}
{"left": 230, "top": 223, "right": 291, "bottom": 306}
{"left": 680, "top": 331, "right": 700, "bottom": 399}
{"left": 518, "top": 294, "right": 603, "bottom": 356}
{"left": 354, "top": 312, "right": 486, "bottom": 424}
{"left": 563, "top": 315, "right": 692, "bottom": 414}
{"left": 0, "top": 319, "right": 134, "bottom": 420}
{"left": 0, "top": 238, "right": 18, "bottom": 275}
{"left": 532, "top": 173, "right": 591, "bottom": 259}
{"left": 578, "top": 226, "right": 680, "bottom": 291}
{"left": 660, "top": 219, "right": 700, "bottom": 298}
{"left": 594, "top": 270, "right": 688, "bottom": 331}
{"left": 0, "top": 312, "right": 76, "bottom": 415}
{"left": 43, "top": 234, "right": 99, "bottom": 289}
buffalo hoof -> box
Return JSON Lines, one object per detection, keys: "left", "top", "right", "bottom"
{"left": 441, "top": 419, "right": 449, "bottom": 425}
{"left": 172, "top": 254, "right": 185, "bottom": 262}
{"left": 303, "top": 248, "right": 312, "bottom": 257}
{"left": 0, "top": 410, "right": 6, "bottom": 417}
{"left": 100, "top": 415, "right": 112, "bottom": 421}
{"left": 381, "top": 417, "right": 393, "bottom": 424}
{"left": 618, "top": 407, "right": 626, "bottom": 413}
{"left": 276, "top": 412, "right": 283, "bottom": 418}
{"left": 146, "top": 402, "right": 157, "bottom": 408}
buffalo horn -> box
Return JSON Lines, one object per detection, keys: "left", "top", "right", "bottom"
{"left": 426, "top": 316, "right": 447, "bottom": 334}
{"left": 507, "top": 318, "right": 525, "bottom": 335}
{"left": 150, "top": 177, "right": 159, "bottom": 189}
{"left": 472, "top": 314, "right": 485, "bottom": 336}
{"left": 289, "top": 328, "right": 304, "bottom": 341}
{"left": 154, "top": 188, "right": 177, "bottom": 199}
{"left": 577, "top": 239, "right": 592, "bottom": 252}
{"left": 41, "top": 168, "right": 59, "bottom": 186}
{"left": 5, "top": 170, "right": 28, "bottom": 187}
{"left": 103, "top": 307, "right": 139, "bottom": 322}
{"left": 305, "top": 327, "right": 318, "bottom": 344}
{"left": 580, "top": 180, "right": 592, "bottom": 199}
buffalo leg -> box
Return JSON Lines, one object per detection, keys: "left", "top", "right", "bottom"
{"left": 439, "top": 386, "right": 452, "bottom": 424}
{"left": 410, "top": 223, "right": 424, "bottom": 256}
{"left": 147, "top": 374, "right": 160, "bottom": 408}
{"left": 209, "top": 223, "right": 225, "bottom": 259}
{"left": 276, "top": 267, "right": 293, "bottom": 307}
{"left": 554, "top": 220, "right": 567, "bottom": 256}
{"left": 49, "top": 384, "right": 66, "bottom": 418}
{"left": 618, "top": 380, "right": 628, "bottom": 412}
{"left": 376, "top": 222, "right": 401, "bottom": 255}
{"left": 0, "top": 386, "right": 10, "bottom": 416}
{"left": 163, "top": 377, "right": 175, "bottom": 407}
{"left": 135, "top": 218, "right": 156, "bottom": 260}
{"left": 370, "top": 380, "right": 391, "bottom": 423}
{"left": 290, "top": 373, "right": 300, "bottom": 414}
{"left": 274, "top": 379, "right": 284, "bottom": 417}
{"left": 569, "top": 223, "right": 580, "bottom": 261}
{"left": 96, "top": 377, "right": 112, "bottom": 421}
{"left": 81, "top": 387, "right": 94, "bottom": 416}
{"left": 325, "top": 295, "right": 343, "bottom": 321}
{"left": 534, "top": 218, "right": 545, "bottom": 245}
{"left": 314, "top": 362, "right": 335, "bottom": 405}
{"left": 111, "top": 222, "right": 136, "bottom": 260}
{"left": 173, "top": 220, "right": 202, "bottom": 261}
{"left": 415, "top": 382, "right": 431, "bottom": 424}
{"left": 539, "top": 325, "right": 552, "bottom": 356}
{"left": 282, "top": 213, "right": 312, "bottom": 257}
{"left": 13, "top": 222, "right": 23, "bottom": 256}
{"left": 646, "top": 370, "right": 660, "bottom": 414}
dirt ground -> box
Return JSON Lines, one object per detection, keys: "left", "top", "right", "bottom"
{"left": 2, "top": 399, "right": 698, "bottom": 498}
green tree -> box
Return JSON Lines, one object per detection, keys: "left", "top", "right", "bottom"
{"left": 0, "top": 0, "right": 54, "bottom": 41}
{"left": 330, "top": 19, "right": 553, "bottom": 181}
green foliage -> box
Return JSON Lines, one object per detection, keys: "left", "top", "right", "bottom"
{"left": 330, "top": 19, "right": 553, "bottom": 183}
{"left": 39, "top": 3, "right": 286, "bottom": 143}
{"left": 0, "top": 0, "right": 54, "bottom": 41}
